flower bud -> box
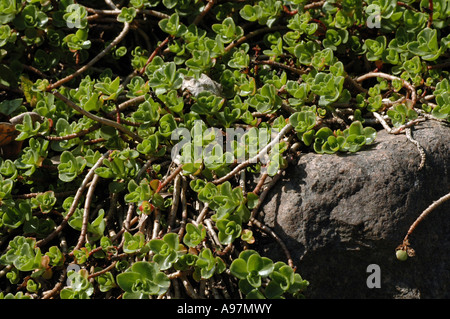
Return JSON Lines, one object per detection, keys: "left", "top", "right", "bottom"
{"left": 396, "top": 250, "right": 408, "bottom": 261}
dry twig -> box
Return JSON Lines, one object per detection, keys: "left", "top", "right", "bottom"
{"left": 37, "top": 151, "right": 111, "bottom": 248}
{"left": 399, "top": 191, "right": 450, "bottom": 255}
{"left": 47, "top": 23, "right": 130, "bottom": 90}
{"left": 73, "top": 173, "right": 101, "bottom": 251}
{"left": 213, "top": 124, "right": 293, "bottom": 185}
{"left": 52, "top": 91, "right": 143, "bottom": 142}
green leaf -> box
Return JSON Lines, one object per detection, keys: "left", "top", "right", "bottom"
{"left": 0, "top": 98, "right": 22, "bottom": 116}
{"left": 163, "top": 233, "right": 179, "bottom": 251}
{"left": 364, "top": 36, "right": 386, "bottom": 61}
{"left": 183, "top": 223, "right": 206, "bottom": 247}
{"left": 265, "top": 281, "right": 285, "bottom": 299}
{"left": 117, "top": 261, "right": 170, "bottom": 297}
{"left": 63, "top": 28, "right": 91, "bottom": 51}
{"left": 343, "top": 135, "right": 366, "bottom": 152}
{"left": 15, "top": 113, "right": 47, "bottom": 141}
{"left": 116, "top": 271, "right": 142, "bottom": 292}
{"left": 195, "top": 248, "right": 218, "bottom": 279}
{"left": 217, "top": 218, "right": 242, "bottom": 245}
{"left": 246, "top": 288, "right": 266, "bottom": 299}
{"left": 117, "top": 7, "right": 136, "bottom": 23}
{"left": 407, "top": 28, "right": 443, "bottom": 61}
{"left": 58, "top": 151, "right": 86, "bottom": 182}
{"left": 363, "top": 127, "right": 377, "bottom": 144}
{"left": 190, "top": 179, "right": 206, "bottom": 192}
{"left": 63, "top": 4, "right": 88, "bottom": 29}
{"left": 348, "top": 121, "right": 364, "bottom": 136}
{"left": 240, "top": 5, "right": 262, "bottom": 22}
{"left": 289, "top": 111, "right": 316, "bottom": 134}
{"left": 137, "top": 135, "right": 159, "bottom": 155}
{"left": 46, "top": 246, "right": 64, "bottom": 267}
{"left": 133, "top": 99, "right": 160, "bottom": 124}
{"left": 123, "top": 231, "right": 145, "bottom": 254}
{"left": 82, "top": 92, "right": 101, "bottom": 112}
{"left": 158, "top": 114, "right": 178, "bottom": 138}
{"left": 230, "top": 258, "right": 248, "bottom": 280}
{"left": 432, "top": 92, "right": 450, "bottom": 119}
{"left": 246, "top": 192, "right": 259, "bottom": 210}
{"left": 158, "top": 13, "right": 186, "bottom": 37}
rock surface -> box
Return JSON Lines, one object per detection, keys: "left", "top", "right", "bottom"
{"left": 257, "top": 120, "right": 450, "bottom": 298}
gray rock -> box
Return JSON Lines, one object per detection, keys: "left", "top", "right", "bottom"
{"left": 257, "top": 120, "right": 450, "bottom": 298}
{"left": 181, "top": 73, "right": 223, "bottom": 97}
{"left": 9, "top": 111, "right": 45, "bottom": 125}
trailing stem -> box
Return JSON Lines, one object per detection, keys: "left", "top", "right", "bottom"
{"left": 399, "top": 191, "right": 450, "bottom": 255}
{"left": 224, "top": 26, "right": 287, "bottom": 53}
{"left": 73, "top": 173, "right": 101, "bottom": 252}
{"left": 213, "top": 123, "right": 293, "bottom": 185}
{"left": 36, "top": 151, "right": 111, "bottom": 248}
{"left": 405, "top": 127, "right": 426, "bottom": 171}
{"left": 46, "top": 23, "right": 130, "bottom": 91}
{"left": 52, "top": 91, "right": 143, "bottom": 143}
{"left": 357, "top": 72, "right": 417, "bottom": 108}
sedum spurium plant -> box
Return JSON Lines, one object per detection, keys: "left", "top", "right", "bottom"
{"left": 0, "top": 0, "right": 448, "bottom": 298}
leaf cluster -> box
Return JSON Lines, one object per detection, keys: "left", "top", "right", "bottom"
{"left": 0, "top": 0, "right": 448, "bottom": 300}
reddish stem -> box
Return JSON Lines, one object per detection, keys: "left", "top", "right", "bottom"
{"left": 139, "top": 36, "right": 172, "bottom": 75}
{"left": 428, "top": 0, "right": 433, "bottom": 28}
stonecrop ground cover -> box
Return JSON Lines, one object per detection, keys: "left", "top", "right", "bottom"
{"left": 0, "top": 0, "right": 448, "bottom": 299}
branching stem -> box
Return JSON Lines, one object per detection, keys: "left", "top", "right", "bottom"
{"left": 167, "top": 174, "right": 182, "bottom": 231}
{"left": 253, "top": 59, "right": 309, "bottom": 75}
{"left": 160, "top": 165, "right": 184, "bottom": 190}
{"left": 88, "top": 261, "right": 118, "bottom": 279}
{"left": 139, "top": 36, "right": 172, "bottom": 75}
{"left": 249, "top": 217, "right": 294, "bottom": 268}
{"left": 251, "top": 172, "right": 282, "bottom": 219}
{"left": 44, "top": 123, "right": 101, "bottom": 141}
{"left": 195, "top": 203, "right": 210, "bottom": 224}
{"left": 372, "top": 111, "right": 425, "bottom": 134}
{"left": 402, "top": 191, "right": 450, "bottom": 249}
{"left": 357, "top": 72, "right": 417, "bottom": 108}
{"left": 213, "top": 124, "right": 293, "bottom": 185}
{"left": 193, "top": 0, "right": 216, "bottom": 25}
{"left": 405, "top": 127, "right": 426, "bottom": 171}
{"left": 225, "top": 26, "right": 287, "bottom": 53}
{"left": 52, "top": 91, "right": 143, "bottom": 142}
{"left": 36, "top": 151, "right": 111, "bottom": 248}
{"left": 46, "top": 22, "right": 130, "bottom": 91}
{"left": 427, "top": 0, "right": 433, "bottom": 28}
{"left": 72, "top": 173, "right": 101, "bottom": 252}
{"left": 42, "top": 268, "right": 67, "bottom": 299}
{"left": 178, "top": 177, "right": 188, "bottom": 238}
